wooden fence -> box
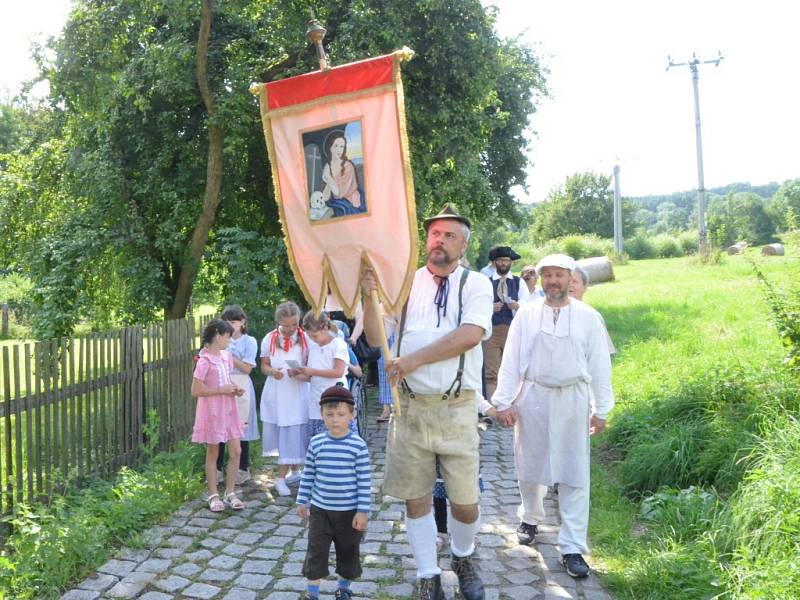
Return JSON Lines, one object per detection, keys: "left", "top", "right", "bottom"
{"left": 0, "top": 316, "right": 215, "bottom": 521}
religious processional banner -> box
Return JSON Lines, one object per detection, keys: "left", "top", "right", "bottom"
{"left": 254, "top": 48, "right": 419, "bottom": 317}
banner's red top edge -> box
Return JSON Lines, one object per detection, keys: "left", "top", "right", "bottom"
{"left": 265, "top": 54, "right": 394, "bottom": 110}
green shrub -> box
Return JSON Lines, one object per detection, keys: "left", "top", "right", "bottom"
{"left": 0, "top": 442, "right": 204, "bottom": 599}
{"left": 623, "top": 232, "right": 657, "bottom": 259}
{"left": 0, "top": 273, "right": 34, "bottom": 326}
{"left": 653, "top": 234, "right": 684, "bottom": 258}
{"left": 678, "top": 230, "right": 700, "bottom": 255}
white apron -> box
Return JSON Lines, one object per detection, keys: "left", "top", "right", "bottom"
{"left": 514, "top": 306, "right": 592, "bottom": 488}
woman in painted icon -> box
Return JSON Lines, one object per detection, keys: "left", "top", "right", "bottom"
{"left": 321, "top": 130, "right": 366, "bottom": 217}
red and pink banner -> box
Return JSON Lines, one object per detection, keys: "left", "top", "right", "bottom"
{"left": 254, "top": 49, "right": 418, "bottom": 317}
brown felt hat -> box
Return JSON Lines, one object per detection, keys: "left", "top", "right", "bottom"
{"left": 319, "top": 384, "right": 355, "bottom": 406}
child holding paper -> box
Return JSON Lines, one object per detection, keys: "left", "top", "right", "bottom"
{"left": 260, "top": 301, "right": 310, "bottom": 497}
{"left": 292, "top": 311, "right": 349, "bottom": 444}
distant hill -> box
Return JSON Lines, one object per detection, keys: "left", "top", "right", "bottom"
{"left": 629, "top": 182, "right": 781, "bottom": 210}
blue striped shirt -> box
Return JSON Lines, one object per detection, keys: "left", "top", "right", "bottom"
{"left": 296, "top": 431, "right": 371, "bottom": 513}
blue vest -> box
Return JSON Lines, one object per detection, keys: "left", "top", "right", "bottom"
{"left": 491, "top": 276, "right": 521, "bottom": 326}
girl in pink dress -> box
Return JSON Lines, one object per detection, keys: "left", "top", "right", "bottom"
{"left": 192, "top": 319, "right": 246, "bottom": 512}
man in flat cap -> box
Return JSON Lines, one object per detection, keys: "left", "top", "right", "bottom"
{"left": 483, "top": 245, "right": 530, "bottom": 400}
{"left": 361, "top": 203, "right": 493, "bottom": 600}
{"left": 490, "top": 254, "right": 614, "bottom": 580}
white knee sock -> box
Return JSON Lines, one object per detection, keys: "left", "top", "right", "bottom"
{"left": 448, "top": 508, "right": 480, "bottom": 557}
{"left": 406, "top": 511, "right": 442, "bottom": 578}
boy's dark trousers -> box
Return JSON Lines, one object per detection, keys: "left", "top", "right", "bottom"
{"left": 303, "top": 505, "right": 363, "bottom": 580}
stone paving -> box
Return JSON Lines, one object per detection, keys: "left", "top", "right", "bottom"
{"left": 62, "top": 401, "right": 613, "bottom": 600}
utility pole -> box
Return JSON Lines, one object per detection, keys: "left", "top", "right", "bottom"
{"left": 667, "top": 51, "right": 724, "bottom": 254}
{"left": 612, "top": 165, "right": 622, "bottom": 256}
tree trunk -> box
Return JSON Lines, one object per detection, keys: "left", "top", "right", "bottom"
{"left": 166, "top": 0, "right": 224, "bottom": 320}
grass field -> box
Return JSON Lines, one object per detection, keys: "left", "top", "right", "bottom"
{"left": 585, "top": 251, "right": 800, "bottom": 599}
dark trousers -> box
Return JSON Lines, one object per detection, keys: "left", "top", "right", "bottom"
{"left": 303, "top": 505, "right": 363, "bottom": 581}
{"left": 216, "top": 440, "right": 249, "bottom": 471}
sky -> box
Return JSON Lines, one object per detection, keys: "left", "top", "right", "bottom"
{"left": 2, "top": 1, "right": 799, "bottom": 202}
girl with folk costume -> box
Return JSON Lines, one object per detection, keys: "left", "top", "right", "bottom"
{"left": 260, "top": 301, "right": 310, "bottom": 497}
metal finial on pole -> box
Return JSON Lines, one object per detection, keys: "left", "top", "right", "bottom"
{"left": 305, "top": 12, "right": 328, "bottom": 71}
{"left": 667, "top": 51, "right": 724, "bottom": 254}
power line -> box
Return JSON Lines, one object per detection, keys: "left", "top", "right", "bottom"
{"left": 667, "top": 51, "right": 724, "bottom": 251}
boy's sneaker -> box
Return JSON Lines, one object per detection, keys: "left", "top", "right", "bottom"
{"left": 516, "top": 521, "right": 537, "bottom": 545}
{"left": 285, "top": 471, "right": 302, "bottom": 485}
{"left": 418, "top": 574, "right": 444, "bottom": 600}
{"left": 334, "top": 589, "right": 353, "bottom": 600}
{"left": 561, "top": 553, "right": 590, "bottom": 578}
{"left": 275, "top": 478, "right": 292, "bottom": 496}
{"left": 235, "top": 469, "right": 252, "bottom": 485}
{"left": 451, "top": 553, "right": 485, "bottom": 600}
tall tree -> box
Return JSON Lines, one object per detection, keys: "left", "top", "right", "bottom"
{"left": 2, "top": 0, "right": 545, "bottom": 336}
{"left": 531, "top": 171, "right": 634, "bottom": 242}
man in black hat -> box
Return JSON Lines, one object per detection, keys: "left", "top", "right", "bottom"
{"left": 361, "top": 203, "right": 493, "bottom": 600}
{"left": 483, "top": 246, "right": 529, "bottom": 400}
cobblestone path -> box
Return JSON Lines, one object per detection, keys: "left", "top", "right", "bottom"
{"left": 62, "top": 402, "right": 613, "bottom": 600}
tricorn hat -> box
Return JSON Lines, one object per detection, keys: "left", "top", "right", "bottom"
{"left": 493, "top": 246, "right": 521, "bottom": 261}
{"left": 423, "top": 203, "right": 472, "bottom": 231}
{"left": 319, "top": 383, "right": 355, "bottom": 406}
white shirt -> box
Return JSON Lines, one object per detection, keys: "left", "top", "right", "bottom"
{"left": 307, "top": 335, "right": 349, "bottom": 420}
{"left": 384, "top": 266, "right": 493, "bottom": 395}
{"left": 491, "top": 298, "right": 614, "bottom": 418}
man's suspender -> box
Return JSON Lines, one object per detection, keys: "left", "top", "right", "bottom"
{"left": 396, "top": 268, "right": 470, "bottom": 400}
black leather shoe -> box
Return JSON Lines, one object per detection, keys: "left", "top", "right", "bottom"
{"left": 516, "top": 521, "right": 538, "bottom": 545}
{"left": 451, "top": 553, "right": 485, "bottom": 600}
{"left": 418, "top": 574, "right": 445, "bottom": 600}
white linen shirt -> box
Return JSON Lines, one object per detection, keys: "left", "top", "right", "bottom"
{"left": 491, "top": 298, "right": 614, "bottom": 418}
{"left": 384, "top": 266, "right": 493, "bottom": 395}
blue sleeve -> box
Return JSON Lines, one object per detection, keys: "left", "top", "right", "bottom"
{"left": 348, "top": 346, "right": 358, "bottom": 366}
{"left": 296, "top": 442, "right": 316, "bottom": 506}
{"left": 355, "top": 441, "right": 371, "bottom": 513}
{"left": 242, "top": 335, "right": 258, "bottom": 365}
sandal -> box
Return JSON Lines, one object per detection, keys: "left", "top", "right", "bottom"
{"left": 224, "top": 491, "right": 244, "bottom": 510}
{"left": 206, "top": 493, "right": 224, "bottom": 512}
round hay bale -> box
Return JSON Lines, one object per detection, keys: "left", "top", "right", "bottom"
{"left": 727, "top": 242, "right": 748, "bottom": 255}
{"left": 576, "top": 256, "right": 614, "bottom": 284}
{"left": 761, "top": 243, "right": 785, "bottom": 256}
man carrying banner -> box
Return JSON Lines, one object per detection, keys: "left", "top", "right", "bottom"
{"left": 361, "top": 204, "right": 493, "bottom": 600}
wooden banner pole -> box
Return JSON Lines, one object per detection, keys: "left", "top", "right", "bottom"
{"left": 368, "top": 290, "right": 401, "bottom": 416}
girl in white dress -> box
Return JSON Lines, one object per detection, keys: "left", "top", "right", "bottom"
{"left": 260, "top": 301, "right": 310, "bottom": 497}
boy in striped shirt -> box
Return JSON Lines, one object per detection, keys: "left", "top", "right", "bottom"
{"left": 297, "top": 384, "right": 371, "bottom": 600}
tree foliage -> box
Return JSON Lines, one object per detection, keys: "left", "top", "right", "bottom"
{"left": 707, "top": 192, "right": 777, "bottom": 248}
{"left": 0, "top": 0, "right": 546, "bottom": 337}
{"left": 530, "top": 171, "right": 634, "bottom": 242}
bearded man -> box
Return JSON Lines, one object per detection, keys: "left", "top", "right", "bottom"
{"left": 483, "top": 246, "right": 529, "bottom": 399}
{"left": 361, "top": 204, "right": 493, "bottom": 600}
{"left": 490, "top": 254, "right": 614, "bottom": 579}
